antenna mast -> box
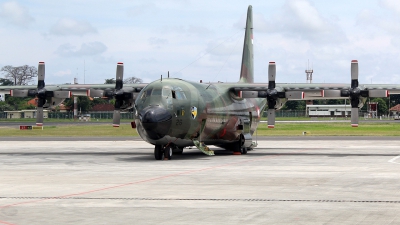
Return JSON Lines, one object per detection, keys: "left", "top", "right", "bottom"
{"left": 305, "top": 60, "right": 313, "bottom": 84}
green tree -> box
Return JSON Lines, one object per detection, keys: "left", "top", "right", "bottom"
{"left": 104, "top": 78, "right": 116, "bottom": 84}
{"left": 0, "top": 102, "right": 13, "bottom": 111}
{"left": 371, "top": 98, "right": 388, "bottom": 116}
{"left": 124, "top": 76, "right": 143, "bottom": 83}
{"left": 0, "top": 78, "right": 13, "bottom": 86}
{"left": 282, "top": 100, "right": 305, "bottom": 110}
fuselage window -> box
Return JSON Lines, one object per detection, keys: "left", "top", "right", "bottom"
{"left": 152, "top": 89, "right": 162, "bottom": 96}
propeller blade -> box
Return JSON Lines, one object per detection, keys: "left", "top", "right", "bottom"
{"left": 115, "top": 62, "right": 124, "bottom": 90}
{"left": 112, "top": 62, "right": 124, "bottom": 127}
{"left": 267, "top": 109, "right": 275, "bottom": 128}
{"left": 36, "top": 62, "right": 46, "bottom": 126}
{"left": 268, "top": 62, "right": 276, "bottom": 88}
{"left": 351, "top": 108, "right": 359, "bottom": 127}
{"left": 38, "top": 62, "right": 45, "bottom": 89}
{"left": 112, "top": 110, "right": 121, "bottom": 127}
{"left": 36, "top": 107, "right": 44, "bottom": 126}
{"left": 351, "top": 60, "right": 358, "bottom": 88}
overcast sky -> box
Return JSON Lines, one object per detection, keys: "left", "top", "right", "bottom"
{"left": 1, "top": 0, "right": 400, "bottom": 86}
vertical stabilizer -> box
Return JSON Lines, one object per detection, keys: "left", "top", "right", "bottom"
{"left": 239, "top": 5, "right": 254, "bottom": 83}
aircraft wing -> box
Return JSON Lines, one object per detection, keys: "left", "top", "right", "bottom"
{"left": 0, "top": 62, "right": 147, "bottom": 127}
{"left": 217, "top": 61, "right": 400, "bottom": 128}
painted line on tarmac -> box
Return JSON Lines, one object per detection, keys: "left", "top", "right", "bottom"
{"left": 0, "top": 149, "right": 307, "bottom": 210}
{"left": 0, "top": 220, "right": 16, "bottom": 225}
{"left": 388, "top": 155, "right": 400, "bottom": 164}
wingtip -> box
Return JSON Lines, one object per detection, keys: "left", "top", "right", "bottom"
{"left": 268, "top": 125, "right": 275, "bottom": 128}
{"left": 113, "top": 124, "right": 120, "bottom": 128}
{"left": 351, "top": 124, "right": 358, "bottom": 127}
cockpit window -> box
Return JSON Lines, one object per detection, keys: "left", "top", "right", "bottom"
{"left": 140, "top": 88, "right": 153, "bottom": 99}
{"left": 146, "top": 88, "right": 153, "bottom": 96}
{"left": 161, "top": 87, "right": 187, "bottom": 100}
{"left": 152, "top": 88, "right": 162, "bottom": 96}
{"left": 162, "top": 88, "right": 172, "bottom": 97}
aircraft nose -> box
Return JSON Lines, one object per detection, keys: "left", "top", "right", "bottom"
{"left": 139, "top": 106, "right": 172, "bottom": 140}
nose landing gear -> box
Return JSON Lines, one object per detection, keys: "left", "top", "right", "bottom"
{"left": 154, "top": 145, "right": 172, "bottom": 160}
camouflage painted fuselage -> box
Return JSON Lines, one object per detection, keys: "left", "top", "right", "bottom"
{"left": 135, "top": 78, "right": 266, "bottom": 147}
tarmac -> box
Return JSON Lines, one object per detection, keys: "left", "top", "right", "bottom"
{"left": 1, "top": 137, "right": 400, "bottom": 224}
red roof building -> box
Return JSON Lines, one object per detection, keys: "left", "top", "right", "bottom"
{"left": 389, "top": 104, "right": 400, "bottom": 112}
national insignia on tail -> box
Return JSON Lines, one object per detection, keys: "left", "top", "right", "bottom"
{"left": 191, "top": 106, "right": 197, "bottom": 119}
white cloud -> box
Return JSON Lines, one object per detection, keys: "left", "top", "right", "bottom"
{"left": 55, "top": 42, "right": 107, "bottom": 57}
{"left": 380, "top": 0, "right": 400, "bottom": 15}
{"left": 246, "top": 0, "right": 347, "bottom": 44}
{"left": 50, "top": 18, "right": 97, "bottom": 36}
{"left": 0, "top": 1, "right": 34, "bottom": 27}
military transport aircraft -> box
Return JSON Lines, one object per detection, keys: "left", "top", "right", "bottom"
{"left": 1, "top": 5, "right": 400, "bottom": 160}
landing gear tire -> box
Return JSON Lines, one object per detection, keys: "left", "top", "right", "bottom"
{"left": 164, "top": 146, "right": 172, "bottom": 160}
{"left": 241, "top": 147, "right": 248, "bottom": 154}
{"left": 233, "top": 135, "right": 243, "bottom": 155}
{"left": 154, "top": 145, "right": 163, "bottom": 160}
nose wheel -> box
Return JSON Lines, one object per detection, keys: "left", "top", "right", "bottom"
{"left": 154, "top": 145, "right": 172, "bottom": 160}
{"left": 154, "top": 145, "right": 163, "bottom": 160}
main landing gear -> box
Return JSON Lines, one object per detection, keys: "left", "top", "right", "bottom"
{"left": 154, "top": 145, "right": 173, "bottom": 160}
{"left": 233, "top": 134, "right": 248, "bottom": 155}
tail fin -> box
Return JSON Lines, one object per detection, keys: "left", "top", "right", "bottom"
{"left": 239, "top": 5, "right": 254, "bottom": 83}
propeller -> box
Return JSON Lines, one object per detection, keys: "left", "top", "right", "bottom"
{"left": 349, "top": 60, "right": 360, "bottom": 127}
{"left": 36, "top": 62, "right": 46, "bottom": 126}
{"left": 266, "top": 62, "right": 278, "bottom": 128}
{"left": 112, "top": 62, "right": 124, "bottom": 127}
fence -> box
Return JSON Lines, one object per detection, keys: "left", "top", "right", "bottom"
{"left": 0, "top": 110, "right": 389, "bottom": 120}
{"left": 0, "top": 111, "right": 135, "bottom": 120}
